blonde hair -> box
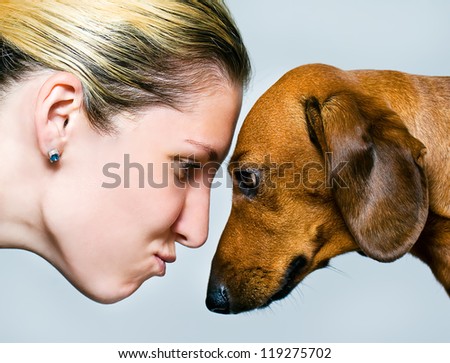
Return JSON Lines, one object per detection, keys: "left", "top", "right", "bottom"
{"left": 0, "top": 0, "right": 251, "bottom": 132}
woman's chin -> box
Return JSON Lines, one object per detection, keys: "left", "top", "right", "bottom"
{"left": 71, "top": 277, "right": 145, "bottom": 304}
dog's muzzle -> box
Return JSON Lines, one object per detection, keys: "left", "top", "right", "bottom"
{"left": 206, "top": 255, "right": 313, "bottom": 314}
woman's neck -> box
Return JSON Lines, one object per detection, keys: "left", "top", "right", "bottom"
{"left": 0, "top": 74, "right": 55, "bottom": 257}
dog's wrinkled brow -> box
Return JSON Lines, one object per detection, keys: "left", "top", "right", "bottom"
{"left": 229, "top": 150, "right": 248, "bottom": 164}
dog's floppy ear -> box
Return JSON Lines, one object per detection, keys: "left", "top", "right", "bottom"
{"left": 304, "top": 92, "right": 428, "bottom": 262}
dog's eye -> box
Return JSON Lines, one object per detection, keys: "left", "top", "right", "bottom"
{"left": 233, "top": 169, "right": 260, "bottom": 198}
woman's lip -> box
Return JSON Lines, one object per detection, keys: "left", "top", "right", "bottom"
{"left": 157, "top": 254, "right": 176, "bottom": 264}
{"left": 155, "top": 255, "right": 166, "bottom": 276}
{"left": 154, "top": 254, "right": 176, "bottom": 276}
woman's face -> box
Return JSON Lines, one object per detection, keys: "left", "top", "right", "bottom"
{"left": 43, "top": 83, "right": 243, "bottom": 303}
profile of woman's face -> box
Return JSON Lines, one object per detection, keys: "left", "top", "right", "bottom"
{"left": 42, "top": 83, "right": 243, "bottom": 303}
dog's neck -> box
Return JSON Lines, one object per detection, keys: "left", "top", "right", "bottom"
{"left": 410, "top": 212, "right": 450, "bottom": 296}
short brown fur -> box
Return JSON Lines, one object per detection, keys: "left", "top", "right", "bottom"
{"left": 206, "top": 64, "right": 450, "bottom": 314}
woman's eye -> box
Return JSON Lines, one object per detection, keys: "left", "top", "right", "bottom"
{"left": 176, "top": 160, "right": 201, "bottom": 183}
{"left": 233, "top": 169, "right": 260, "bottom": 198}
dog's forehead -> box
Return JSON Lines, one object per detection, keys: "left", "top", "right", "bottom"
{"left": 231, "top": 88, "right": 311, "bottom": 165}
{"left": 230, "top": 64, "right": 353, "bottom": 165}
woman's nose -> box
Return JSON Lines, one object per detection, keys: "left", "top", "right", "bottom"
{"left": 172, "top": 186, "right": 210, "bottom": 248}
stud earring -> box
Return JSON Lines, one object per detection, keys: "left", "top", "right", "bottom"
{"left": 48, "top": 148, "right": 60, "bottom": 163}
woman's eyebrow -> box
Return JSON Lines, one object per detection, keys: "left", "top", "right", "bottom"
{"left": 184, "top": 139, "right": 219, "bottom": 162}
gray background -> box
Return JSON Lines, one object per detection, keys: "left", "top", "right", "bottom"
{"left": 1, "top": 0, "right": 449, "bottom": 342}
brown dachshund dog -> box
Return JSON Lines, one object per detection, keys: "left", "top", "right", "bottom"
{"left": 206, "top": 63, "right": 450, "bottom": 314}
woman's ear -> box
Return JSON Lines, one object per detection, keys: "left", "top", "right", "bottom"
{"left": 34, "top": 72, "right": 84, "bottom": 162}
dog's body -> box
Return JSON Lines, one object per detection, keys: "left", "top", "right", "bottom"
{"left": 206, "top": 64, "right": 450, "bottom": 314}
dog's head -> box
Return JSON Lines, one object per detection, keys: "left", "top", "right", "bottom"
{"left": 206, "top": 64, "right": 429, "bottom": 314}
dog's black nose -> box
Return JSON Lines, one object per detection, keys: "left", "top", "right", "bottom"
{"left": 206, "top": 284, "right": 230, "bottom": 314}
